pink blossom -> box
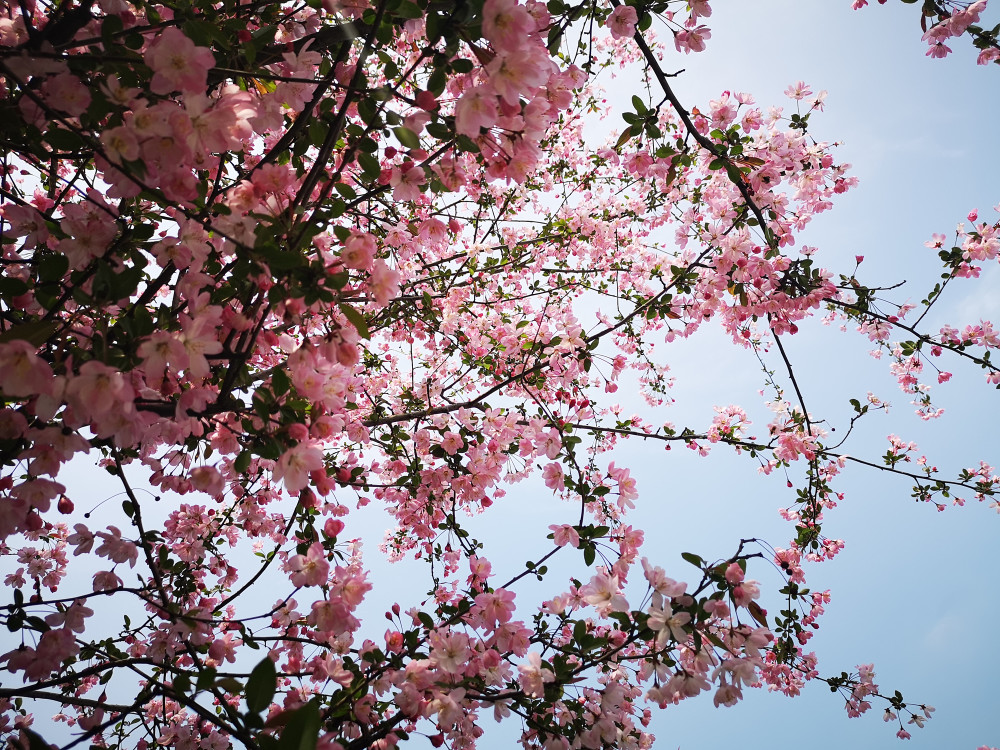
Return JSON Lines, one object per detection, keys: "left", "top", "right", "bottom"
{"left": 978, "top": 48, "right": 1000, "bottom": 65}
{"left": 548, "top": 523, "right": 579, "bottom": 547}
{"left": 429, "top": 629, "right": 472, "bottom": 674}
{"left": 542, "top": 462, "right": 565, "bottom": 491}
{"left": 0, "top": 340, "right": 54, "bottom": 397}
{"left": 1, "top": 204, "right": 49, "bottom": 248}
{"left": 517, "top": 651, "right": 554, "bottom": 697}
{"left": 390, "top": 164, "right": 426, "bottom": 202}
{"left": 95, "top": 526, "right": 138, "bottom": 567}
{"left": 40, "top": 73, "right": 91, "bottom": 117}
{"left": 275, "top": 441, "right": 325, "bottom": 494}
{"left": 482, "top": 0, "right": 536, "bottom": 50}
{"left": 784, "top": 81, "right": 813, "bottom": 101}
{"left": 674, "top": 25, "right": 711, "bottom": 53}
{"left": 190, "top": 466, "right": 225, "bottom": 496}
{"left": 607, "top": 5, "right": 638, "bottom": 39}
{"left": 368, "top": 260, "right": 400, "bottom": 306}
{"left": 440, "top": 431, "right": 464, "bottom": 455}
{"left": 144, "top": 28, "right": 215, "bottom": 94}
{"left": 487, "top": 47, "right": 553, "bottom": 105}
{"left": 341, "top": 231, "right": 377, "bottom": 270}
{"left": 287, "top": 542, "right": 331, "bottom": 587}
{"left": 580, "top": 571, "right": 629, "bottom": 615}
{"left": 64, "top": 360, "right": 131, "bottom": 426}
{"left": 455, "top": 86, "right": 500, "bottom": 138}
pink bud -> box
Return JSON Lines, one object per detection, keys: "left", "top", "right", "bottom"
{"left": 415, "top": 90, "right": 438, "bottom": 111}
{"left": 324, "top": 518, "right": 345, "bottom": 538}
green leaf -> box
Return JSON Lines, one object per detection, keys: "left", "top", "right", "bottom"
{"left": 614, "top": 129, "right": 635, "bottom": 150}
{"left": 215, "top": 677, "right": 244, "bottom": 694}
{"left": 257, "top": 244, "right": 305, "bottom": 271}
{"left": 172, "top": 672, "right": 191, "bottom": 695}
{"left": 425, "top": 122, "right": 451, "bottom": 141}
{"left": 339, "top": 304, "right": 370, "bottom": 339}
{"left": 394, "top": 0, "right": 422, "bottom": 18}
{"left": 704, "top": 630, "right": 727, "bottom": 651}
{"left": 37, "top": 252, "right": 69, "bottom": 283}
{"left": 747, "top": 601, "right": 768, "bottom": 628}
{"left": 0, "top": 320, "right": 59, "bottom": 346}
{"left": 0, "top": 277, "right": 29, "bottom": 298}
{"left": 246, "top": 657, "right": 278, "bottom": 714}
{"left": 21, "top": 728, "right": 51, "bottom": 750}
{"left": 356, "top": 152, "right": 382, "bottom": 180}
{"left": 234, "top": 451, "right": 251, "bottom": 474}
{"left": 44, "top": 128, "right": 88, "bottom": 151}
{"left": 276, "top": 700, "right": 321, "bottom": 750}
{"left": 392, "top": 126, "right": 421, "bottom": 149}
{"left": 680, "top": 552, "right": 704, "bottom": 568}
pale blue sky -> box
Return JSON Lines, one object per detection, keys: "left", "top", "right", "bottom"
{"left": 559, "top": 3, "right": 1000, "bottom": 747}
{"left": 460, "top": 3, "right": 1000, "bottom": 748}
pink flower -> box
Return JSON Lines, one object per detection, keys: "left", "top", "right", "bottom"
{"left": 646, "top": 592, "right": 691, "bottom": 647}
{"left": 137, "top": 331, "right": 189, "bottom": 388}
{"left": 144, "top": 28, "right": 215, "bottom": 94}
{"left": 44, "top": 600, "right": 93, "bottom": 633}
{"left": 580, "top": 571, "right": 629, "bottom": 615}
{"left": 486, "top": 47, "right": 553, "bottom": 105}
{"left": 180, "top": 307, "right": 225, "bottom": 380}
{"left": 368, "top": 260, "right": 400, "bottom": 306}
{"left": 95, "top": 525, "right": 139, "bottom": 567}
{"left": 67, "top": 523, "right": 95, "bottom": 555}
{"left": 100, "top": 125, "right": 140, "bottom": 164}
{"left": 607, "top": 5, "right": 638, "bottom": 39}
{"left": 440, "top": 431, "right": 464, "bottom": 455}
{"left": 784, "top": 81, "right": 813, "bottom": 100}
{"left": 287, "top": 542, "right": 331, "bottom": 587}
{"left": 64, "top": 360, "right": 131, "bottom": 425}
{"left": 93, "top": 570, "right": 122, "bottom": 591}
{"left": 978, "top": 48, "right": 1000, "bottom": 65}
{"left": 275, "top": 441, "right": 325, "bottom": 494}
{"left": 1, "top": 204, "right": 49, "bottom": 248}
{"left": 548, "top": 523, "right": 579, "bottom": 548}
{"left": 190, "top": 466, "right": 225, "bottom": 497}
{"left": 674, "top": 25, "right": 711, "bottom": 53}
{"left": 429, "top": 629, "right": 472, "bottom": 674}
{"left": 40, "top": 73, "right": 91, "bottom": 117}
{"left": 482, "top": 0, "right": 535, "bottom": 51}
{"left": 927, "top": 42, "right": 952, "bottom": 58}
{"left": 390, "top": 164, "right": 426, "bottom": 202}
{"left": 455, "top": 86, "right": 499, "bottom": 138}
{"left": 341, "top": 231, "right": 377, "bottom": 271}
{"left": 517, "top": 651, "right": 554, "bottom": 697}
{"left": 542, "top": 462, "right": 565, "bottom": 491}
{"left": 0, "top": 340, "right": 54, "bottom": 397}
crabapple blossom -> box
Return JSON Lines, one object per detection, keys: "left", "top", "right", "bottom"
{"left": 0, "top": 0, "right": 996, "bottom": 748}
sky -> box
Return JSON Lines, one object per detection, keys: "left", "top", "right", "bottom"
{"left": 359, "top": 4, "right": 1000, "bottom": 747}
{"left": 3, "top": 2, "right": 999, "bottom": 749}
{"left": 560, "top": 3, "right": 1000, "bottom": 748}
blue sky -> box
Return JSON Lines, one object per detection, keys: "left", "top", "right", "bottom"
{"left": 361, "top": 5, "right": 1000, "bottom": 746}
{"left": 449, "top": 3, "right": 1000, "bottom": 748}
{"left": 566, "top": 3, "right": 1000, "bottom": 747}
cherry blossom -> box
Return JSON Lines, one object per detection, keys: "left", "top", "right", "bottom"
{"left": 0, "top": 0, "right": 996, "bottom": 747}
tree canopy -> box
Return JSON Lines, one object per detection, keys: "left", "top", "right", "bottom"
{"left": 0, "top": 0, "right": 998, "bottom": 749}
